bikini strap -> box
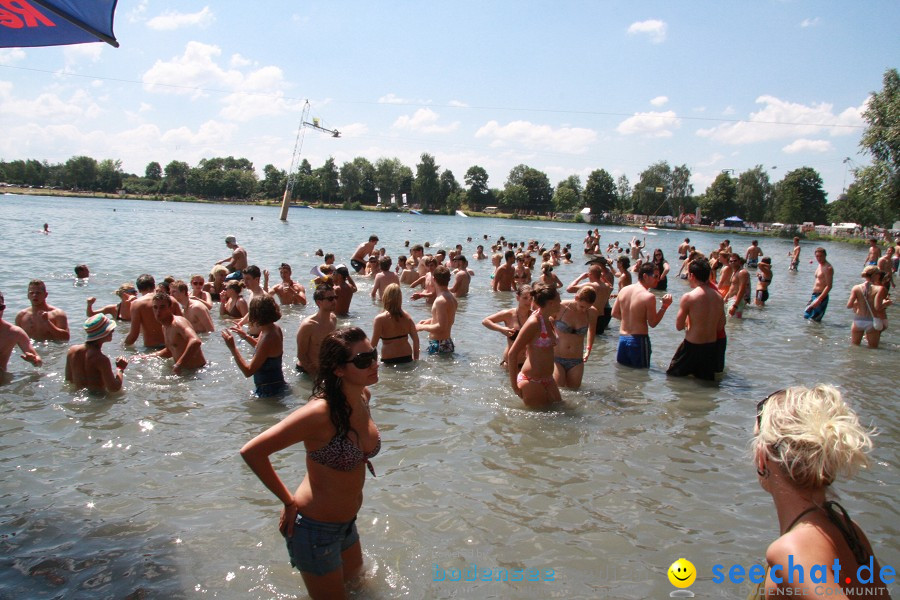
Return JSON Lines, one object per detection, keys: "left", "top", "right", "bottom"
{"left": 783, "top": 505, "right": 820, "bottom": 535}
{"left": 823, "top": 501, "right": 868, "bottom": 564}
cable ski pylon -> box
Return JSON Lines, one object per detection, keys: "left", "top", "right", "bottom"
{"left": 279, "top": 100, "right": 341, "bottom": 221}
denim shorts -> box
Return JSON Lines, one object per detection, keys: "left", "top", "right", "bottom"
{"left": 285, "top": 513, "right": 359, "bottom": 576}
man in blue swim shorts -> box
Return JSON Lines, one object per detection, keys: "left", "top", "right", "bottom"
{"left": 416, "top": 266, "right": 458, "bottom": 356}
{"left": 803, "top": 247, "right": 833, "bottom": 323}
{"left": 611, "top": 262, "right": 672, "bottom": 368}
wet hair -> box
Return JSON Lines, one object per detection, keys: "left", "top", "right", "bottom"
{"left": 74, "top": 264, "right": 89, "bottom": 278}
{"left": 369, "top": 235, "right": 379, "bottom": 243}
{"left": 588, "top": 265, "right": 603, "bottom": 280}
{"left": 225, "top": 280, "right": 244, "bottom": 294}
{"left": 861, "top": 265, "right": 879, "bottom": 278}
{"left": 242, "top": 265, "right": 261, "bottom": 279}
{"left": 531, "top": 282, "right": 559, "bottom": 307}
{"left": 136, "top": 274, "right": 156, "bottom": 292}
{"left": 379, "top": 256, "right": 392, "bottom": 271}
{"left": 313, "top": 326, "right": 369, "bottom": 442}
{"left": 382, "top": 283, "right": 403, "bottom": 318}
{"left": 761, "top": 256, "right": 771, "bottom": 265}
{"left": 410, "top": 244, "right": 423, "bottom": 253}
{"left": 541, "top": 261, "right": 554, "bottom": 275}
{"left": 433, "top": 265, "right": 451, "bottom": 286}
{"left": 313, "top": 283, "right": 334, "bottom": 302}
{"left": 455, "top": 255, "right": 468, "bottom": 266}
{"left": 816, "top": 247, "right": 827, "bottom": 256}
{"left": 688, "top": 258, "right": 711, "bottom": 282}
{"left": 398, "top": 255, "right": 407, "bottom": 264}
{"left": 152, "top": 290, "right": 170, "bottom": 304}
{"left": 504, "top": 250, "right": 515, "bottom": 262}
{"left": 515, "top": 283, "right": 533, "bottom": 298}
{"left": 638, "top": 262, "right": 657, "bottom": 280}
{"left": 171, "top": 279, "right": 188, "bottom": 294}
{"left": 28, "top": 279, "right": 46, "bottom": 290}
{"left": 617, "top": 256, "right": 630, "bottom": 269}
{"left": 754, "top": 385, "right": 874, "bottom": 488}
{"left": 575, "top": 286, "right": 597, "bottom": 304}
{"left": 115, "top": 282, "right": 135, "bottom": 298}
{"left": 248, "top": 295, "right": 281, "bottom": 326}
{"left": 324, "top": 253, "right": 335, "bottom": 262}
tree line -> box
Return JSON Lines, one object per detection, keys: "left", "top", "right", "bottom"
{"left": 2, "top": 68, "right": 896, "bottom": 227}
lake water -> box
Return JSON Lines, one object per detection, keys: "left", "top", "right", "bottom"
{"left": 0, "top": 194, "right": 896, "bottom": 599}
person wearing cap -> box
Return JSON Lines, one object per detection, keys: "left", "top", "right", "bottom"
{"left": 64, "top": 314, "right": 127, "bottom": 392}
{"left": 216, "top": 235, "right": 248, "bottom": 281}
{"left": 0, "top": 290, "right": 43, "bottom": 373}
{"left": 350, "top": 235, "right": 379, "bottom": 273}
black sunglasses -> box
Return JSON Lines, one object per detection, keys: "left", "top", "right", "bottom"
{"left": 346, "top": 349, "right": 378, "bottom": 369}
{"left": 756, "top": 389, "right": 784, "bottom": 430}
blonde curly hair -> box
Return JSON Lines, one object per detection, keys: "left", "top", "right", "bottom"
{"left": 754, "top": 384, "right": 874, "bottom": 488}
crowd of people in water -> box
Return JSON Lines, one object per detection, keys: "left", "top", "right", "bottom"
{"left": 1, "top": 225, "right": 896, "bottom": 598}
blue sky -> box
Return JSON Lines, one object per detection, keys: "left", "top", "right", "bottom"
{"left": 1, "top": 1, "right": 898, "bottom": 203}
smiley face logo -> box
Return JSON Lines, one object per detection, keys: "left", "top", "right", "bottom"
{"left": 668, "top": 558, "right": 696, "bottom": 588}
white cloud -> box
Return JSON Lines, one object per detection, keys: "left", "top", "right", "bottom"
{"left": 338, "top": 123, "right": 369, "bottom": 137}
{"left": 695, "top": 95, "right": 865, "bottom": 144}
{"left": 230, "top": 54, "right": 253, "bottom": 68}
{"left": 782, "top": 139, "right": 833, "bottom": 154}
{"left": 63, "top": 43, "right": 103, "bottom": 67}
{"left": 627, "top": 20, "right": 667, "bottom": 44}
{"left": 448, "top": 100, "right": 469, "bottom": 108}
{"left": 475, "top": 120, "right": 597, "bottom": 153}
{"left": 695, "top": 153, "right": 725, "bottom": 168}
{"left": 378, "top": 92, "right": 432, "bottom": 105}
{"left": 650, "top": 96, "right": 669, "bottom": 107}
{"left": 800, "top": 17, "right": 820, "bottom": 28}
{"left": 0, "top": 48, "right": 26, "bottom": 63}
{"left": 147, "top": 7, "right": 214, "bottom": 31}
{"left": 0, "top": 88, "right": 99, "bottom": 121}
{"left": 127, "top": 0, "right": 148, "bottom": 23}
{"left": 616, "top": 111, "right": 680, "bottom": 138}
{"left": 393, "top": 108, "right": 459, "bottom": 134}
{"left": 143, "top": 42, "right": 238, "bottom": 97}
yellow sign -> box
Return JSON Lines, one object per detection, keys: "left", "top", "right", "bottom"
{"left": 655, "top": 187, "right": 664, "bottom": 193}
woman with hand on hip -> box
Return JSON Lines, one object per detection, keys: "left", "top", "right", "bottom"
{"left": 240, "top": 327, "right": 380, "bottom": 599}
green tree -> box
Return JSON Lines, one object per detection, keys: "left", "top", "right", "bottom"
{"left": 633, "top": 161, "right": 672, "bottom": 215}
{"left": 145, "top": 161, "right": 162, "bottom": 180}
{"left": 464, "top": 165, "right": 491, "bottom": 211}
{"left": 317, "top": 157, "right": 340, "bottom": 203}
{"left": 163, "top": 160, "right": 189, "bottom": 194}
{"left": 374, "top": 157, "right": 407, "bottom": 204}
{"left": 616, "top": 175, "right": 632, "bottom": 212}
{"left": 96, "top": 159, "right": 124, "bottom": 193}
{"left": 735, "top": 166, "right": 773, "bottom": 222}
{"left": 772, "top": 167, "right": 828, "bottom": 225}
{"left": 584, "top": 169, "right": 617, "bottom": 214}
{"left": 412, "top": 153, "right": 440, "bottom": 211}
{"left": 65, "top": 155, "right": 98, "bottom": 190}
{"left": 351, "top": 157, "right": 377, "bottom": 205}
{"left": 553, "top": 186, "right": 579, "bottom": 212}
{"left": 505, "top": 164, "right": 552, "bottom": 213}
{"left": 858, "top": 68, "right": 900, "bottom": 223}
{"left": 261, "top": 164, "right": 286, "bottom": 199}
{"left": 700, "top": 172, "right": 737, "bottom": 221}
{"left": 501, "top": 183, "right": 529, "bottom": 212}
{"left": 670, "top": 164, "right": 694, "bottom": 216}
{"left": 439, "top": 169, "right": 460, "bottom": 213}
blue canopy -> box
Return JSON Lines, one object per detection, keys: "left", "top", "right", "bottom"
{"left": 0, "top": 0, "right": 119, "bottom": 48}
{"left": 724, "top": 216, "right": 744, "bottom": 222}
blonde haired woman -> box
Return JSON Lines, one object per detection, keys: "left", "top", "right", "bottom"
{"left": 371, "top": 284, "right": 418, "bottom": 364}
{"left": 752, "top": 385, "right": 890, "bottom": 599}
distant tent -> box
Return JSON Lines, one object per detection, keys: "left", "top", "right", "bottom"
{"left": 723, "top": 216, "right": 744, "bottom": 227}
{"left": 579, "top": 207, "right": 591, "bottom": 214}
